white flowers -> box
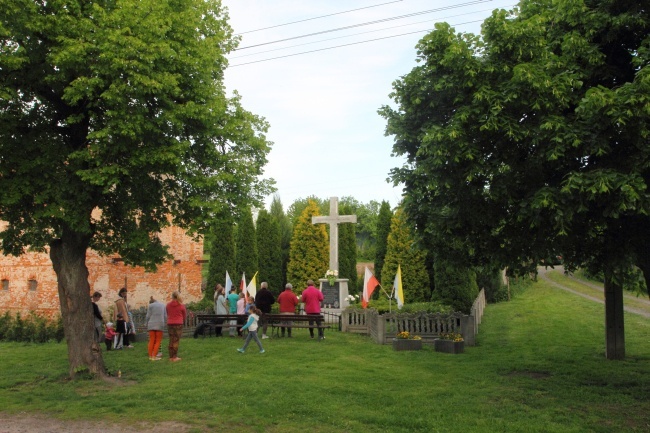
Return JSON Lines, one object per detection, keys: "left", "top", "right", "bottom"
{"left": 325, "top": 270, "right": 338, "bottom": 278}
{"left": 345, "top": 294, "right": 360, "bottom": 303}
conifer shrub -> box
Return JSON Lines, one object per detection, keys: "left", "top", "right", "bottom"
{"left": 0, "top": 312, "right": 64, "bottom": 343}
{"left": 433, "top": 260, "right": 479, "bottom": 314}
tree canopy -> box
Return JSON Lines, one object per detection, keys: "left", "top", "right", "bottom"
{"left": 286, "top": 200, "right": 328, "bottom": 289}
{"left": 380, "top": 0, "right": 650, "bottom": 358}
{"left": 0, "top": 0, "right": 273, "bottom": 376}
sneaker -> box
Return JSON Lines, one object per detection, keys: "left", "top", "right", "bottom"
{"left": 262, "top": 335, "right": 269, "bottom": 339}
{"left": 237, "top": 348, "right": 245, "bottom": 353}
{"left": 156, "top": 353, "right": 162, "bottom": 359}
{"left": 152, "top": 357, "right": 161, "bottom": 361}
{"left": 259, "top": 350, "right": 265, "bottom": 354}
{"left": 170, "top": 357, "right": 182, "bottom": 362}
{"left": 125, "top": 345, "right": 134, "bottom": 349}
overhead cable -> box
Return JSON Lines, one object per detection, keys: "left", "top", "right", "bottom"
{"left": 234, "top": 0, "right": 492, "bottom": 51}
{"left": 235, "top": 0, "right": 404, "bottom": 35}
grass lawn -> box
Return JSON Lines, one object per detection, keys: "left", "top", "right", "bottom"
{"left": 1, "top": 276, "right": 649, "bottom": 432}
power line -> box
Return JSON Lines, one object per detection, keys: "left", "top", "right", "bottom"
{"left": 235, "top": 0, "right": 405, "bottom": 35}
{"left": 229, "top": 7, "right": 504, "bottom": 60}
{"left": 229, "top": 19, "right": 483, "bottom": 67}
{"left": 234, "top": 0, "right": 492, "bottom": 51}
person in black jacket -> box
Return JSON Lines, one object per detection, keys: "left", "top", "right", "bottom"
{"left": 255, "top": 282, "right": 275, "bottom": 339}
{"left": 91, "top": 291, "right": 104, "bottom": 344}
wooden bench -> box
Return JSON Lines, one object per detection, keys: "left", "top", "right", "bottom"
{"left": 194, "top": 314, "right": 247, "bottom": 337}
{"left": 263, "top": 313, "right": 328, "bottom": 339}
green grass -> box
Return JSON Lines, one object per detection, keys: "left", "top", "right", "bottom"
{"left": 1, "top": 277, "right": 649, "bottom": 432}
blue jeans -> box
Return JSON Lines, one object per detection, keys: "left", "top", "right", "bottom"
{"left": 241, "top": 330, "right": 264, "bottom": 351}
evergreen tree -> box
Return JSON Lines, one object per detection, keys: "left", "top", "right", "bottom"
{"left": 381, "top": 207, "right": 430, "bottom": 303}
{"left": 270, "top": 195, "right": 292, "bottom": 286}
{"left": 374, "top": 201, "right": 392, "bottom": 283}
{"left": 256, "top": 208, "right": 283, "bottom": 296}
{"left": 339, "top": 204, "right": 358, "bottom": 290}
{"left": 434, "top": 259, "right": 479, "bottom": 314}
{"left": 287, "top": 200, "right": 328, "bottom": 289}
{"left": 235, "top": 207, "right": 258, "bottom": 280}
{"left": 206, "top": 215, "right": 236, "bottom": 300}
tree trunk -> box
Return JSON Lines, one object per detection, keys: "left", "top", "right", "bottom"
{"left": 50, "top": 227, "right": 107, "bottom": 378}
{"left": 603, "top": 267, "right": 625, "bottom": 360}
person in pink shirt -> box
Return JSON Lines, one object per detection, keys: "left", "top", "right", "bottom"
{"left": 301, "top": 280, "right": 324, "bottom": 339}
{"left": 166, "top": 291, "right": 187, "bottom": 362}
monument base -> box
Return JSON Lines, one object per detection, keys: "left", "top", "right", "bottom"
{"left": 319, "top": 278, "right": 350, "bottom": 309}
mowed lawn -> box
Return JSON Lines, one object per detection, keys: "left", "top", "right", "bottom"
{"left": 1, "top": 276, "right": 649, "bottom": 433}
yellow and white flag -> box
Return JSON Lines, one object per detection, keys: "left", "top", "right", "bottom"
{"left": 394, "top": 265, "right": 404, "bottom": 309}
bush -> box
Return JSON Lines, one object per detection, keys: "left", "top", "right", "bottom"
{"left": 355, "top": 298, "right": 454, "bottom": 314}
{"left": 433, "top": 260, "right": 479, "bottom": 314}
{"left": 185, "top": 298, "right": 213, "bottom": 313}
{"left": 0, "top": 311, "right": 64, "bottom": 343}
{"left": 476, "top": 266, "right": 508, "bottom": 303}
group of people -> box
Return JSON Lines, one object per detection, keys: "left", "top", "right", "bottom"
{"left": 212, "top": 279, "right": 325, "bottom": 353}
{"left": 90, "top": 278, "right": 325, "bottom": 362}
{"left": 91, "top": 288, "right": 187, "bottom": 363}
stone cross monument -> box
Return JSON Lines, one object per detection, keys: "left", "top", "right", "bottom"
{"left": 312, "top": 196, "right": 357, "bottom": 272}
{"left": 312, "top": 197, "right": 357, "bottom": 311}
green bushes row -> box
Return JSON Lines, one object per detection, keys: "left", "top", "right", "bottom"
{"left": 0, "top": 312, "right": 65, "bottom": 343}
{"left": 349, "top": 298, "right": 454, "bottom": 314}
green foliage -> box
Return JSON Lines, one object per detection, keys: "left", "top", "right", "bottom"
{"left": 206, "top": 215, "right": 236, "bottom": 300}
{"left": 433, "top": 260, "right": 479, "bottom": 314}
{"left": 379, "top": 0, "right": 650, "bottom": 294}
{"left": 235, "top": 207, "right": 258, "bottom": 279}
{"left": 354, "top": 299, "right": 453, "bottom": 314}
{"left": 184, "top": 299, "right": 213, "bottom": 313}
{"left": 0, "top": 312, "right": 64, "bottom": 343}
{"left": 287, "top": 196, "right": 326, "bottom": 227}
{"left": 380, "top": 208, "right": 430, "bottom": 302}
{"left": 256, "top": 208, "right": 283, "bottom": 295}
{"left": 374, "top": 200, "right": 392, "bottom": 282}
{"left": 582, "top": 266, "right": 648, "bottom": 296}
{"left": 287, "top": 200, "right": 328, "bottom": 288}
{"left": 269, "top": 195, "right": 292, "bottom": 286}
{"left": 476, "top": 266, "right": 508, "bottom": 303}
{"left": 339, "top": 204, "right": 358, "bottom": 289}
{"left": 341, "top": 197, "right": 380, "bottom": 261}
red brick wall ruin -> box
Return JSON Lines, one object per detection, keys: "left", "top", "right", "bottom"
{"left": 0, "top": 223, "right": 205, "bottom": 318}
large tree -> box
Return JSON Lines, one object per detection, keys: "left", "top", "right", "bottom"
{"left": 380, "top": 0, "right": 650, "bottom": 358}
{"left": 0, "top": 0, "right": 273, "bottom": 377}
{"left": 206, "top": 215, "right": 236, "bottom": 299}
{"left": 339, "top": 203, "right": 358, "bottom": 290}
{"left": 269, "top": 195, "right": 292, "bottom": 286}
{"left": 374, "top": 201, "right": 392, "bottom": 283}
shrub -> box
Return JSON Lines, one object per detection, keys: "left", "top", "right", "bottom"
{"left": 355, "top": 298, "right": 453, "bottom": 314}
{"left": 0, "top": 311, "right": 64, "bottom": 343}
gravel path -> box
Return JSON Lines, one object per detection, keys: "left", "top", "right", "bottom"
{"left": 0, "top": 413, "right": 192, "bottom": 433}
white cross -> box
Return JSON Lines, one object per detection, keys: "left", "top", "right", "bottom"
{"left": 312, "top": 197, "right": 357, "bottom": 272}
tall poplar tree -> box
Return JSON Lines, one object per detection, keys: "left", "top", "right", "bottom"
{"left": 339, "top": 204, "right": 358, "bottom": 290}
{"left": 235, "top": 207, "right": 258, "bottom": 281}
{"left": 270, "top": 195, "right": 292, "bottom": 286}
{"left": 256, "top": 208, "right": 282, "bottom": 295}
{"left": 374, "top": 201, "right": 393, "bottom": 283}
{"left": 0, "top": 0, "right": 272, "bottom": 377}
{"left": 206, "top": 215, "right": 236, "bottom": 299}
{"left": 287, "top": 200, "right": 328, "bottom": 289}
{"left": 381, "top": 208, "right": 430, "bottom": 303}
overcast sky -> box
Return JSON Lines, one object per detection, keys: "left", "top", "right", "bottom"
{"left": 222, "top": 0, "right": 516, "bottom": 210}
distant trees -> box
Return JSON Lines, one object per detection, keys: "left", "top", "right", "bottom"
{"left": 381, "top": 208, "right": 430, "bottom": 303}
{"left": 286, "top": 200, "right": 328, "bottom": 289}
{"left": 270, "top": 195, "right": 292, "bottom": 287}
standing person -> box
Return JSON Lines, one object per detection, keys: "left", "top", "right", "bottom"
{"left": 166, "top": 291, "right": 186, "bottom": 362}
{"left": 114, "top": 313, "right": 126, "bottom": 349}
{"left": 91, "top": 291, "right": 103, "bottom": 344}
{"left": 236, "top": 292, "right": 246, "bottom": 337}
{"left": 237, "top": 306, "right": 265, "bottom": 354}
{"left": 255, "top": 282, "right": 275, "bottom": 339}
{"left": 226, "top": 286, "right": 239, "bottom": 337}
{"left": 277, "top": 283, "right": 299, "bottom": 338}
{"left": 214, "top": 284, "right": 227, "bottom": 337}
{"left": 145, "top": 296, "right": 167, "bottom": 361}
{"left": 301, "top": 280, "right": 325, "bottom": 340}
{"left": 104, "top": 322, "right": 116, "bottom": 351}
{"left": 113, "top": 288, "right": 134, "bottom": 348}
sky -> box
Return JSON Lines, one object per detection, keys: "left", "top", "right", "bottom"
{"left": 222, "top": 0, "right": 516, "bottom": 210}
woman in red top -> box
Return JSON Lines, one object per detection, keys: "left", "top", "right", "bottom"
{"left": 166, "top": 291, "right": 187, "bottom": 362}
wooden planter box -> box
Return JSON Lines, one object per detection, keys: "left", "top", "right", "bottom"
{"left": 392, "top": 338, "right": 423, "bottom": 351}
{"left": 434, "top": 339, "right": 464, "bottom": 354}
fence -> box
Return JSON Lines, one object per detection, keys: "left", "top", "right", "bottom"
{"left": 341, "top": 289, "right": 486, "bottom": 346}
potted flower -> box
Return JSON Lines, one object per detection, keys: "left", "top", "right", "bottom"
{"left": 434, "top": 332, "right": 464, "bottom": 354}
{"left": 392, "top": 331, "right": 423, "bottom": 351}
{"left": 325, "top": 269, "right": 338, "bottom": 287}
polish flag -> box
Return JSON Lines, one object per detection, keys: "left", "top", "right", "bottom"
{"left": 362, "top": 267, "right": 380, "bottom": 309}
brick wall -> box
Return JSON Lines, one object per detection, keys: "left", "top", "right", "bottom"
{"left": 0, "top": 223, "right": 205, "bottom": 319}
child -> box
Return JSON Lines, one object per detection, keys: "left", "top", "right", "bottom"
{"left": 237, "top": 306, "right": 265, "bottom": 354}
{"left": 104, "top": 322, "right": 117, "bottom": 351}
{"left": 114, "top": 313, "right": 126, "bottom": 350}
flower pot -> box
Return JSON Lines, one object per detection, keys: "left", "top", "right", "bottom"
{"left": 392, "top": 338, "right": 423, "bottom": 351}
{"left": 434, "top": 339, "right": 464, "bottom": 354}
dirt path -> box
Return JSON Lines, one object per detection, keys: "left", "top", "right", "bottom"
{"left": 0, "top": 413, "right": 192, "bottom": 433}
{"left": 537, "top": 266, "right": 650, "bottom": 318}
